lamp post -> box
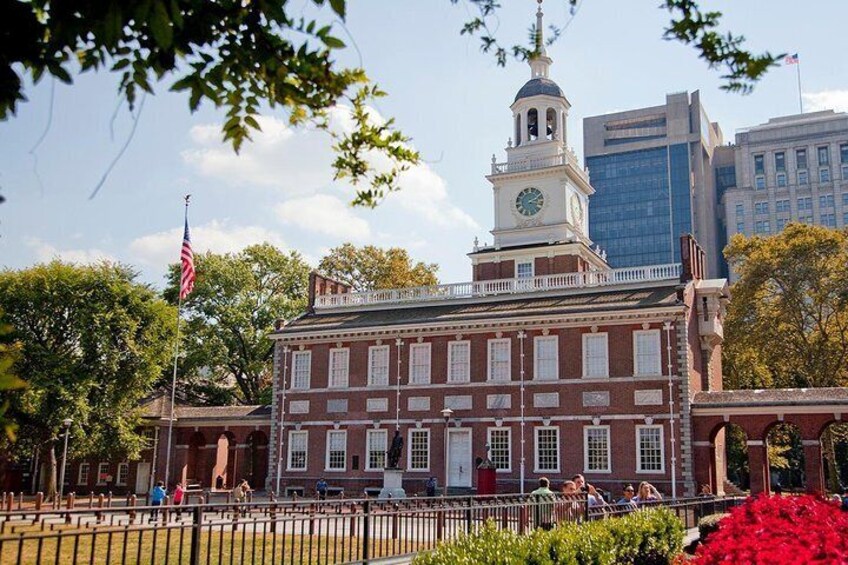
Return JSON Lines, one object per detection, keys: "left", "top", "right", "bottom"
{"left": 663, "top": 321, "right": 677, "bottom": 499}
{"left": 275, "top": 345, "right": 290, "bottom": 495}
{"left": 58, "top": 418, "right": 72, "bottom": 500}
{"left": 441, "top": 408, "right": 453, "bottom": 496}
{"left": 517, "top": 330, "right": 527, "bottom": 495}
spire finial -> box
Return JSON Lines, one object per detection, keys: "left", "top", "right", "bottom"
{"left": 535, "top": 0, "right": 546, "bottom": 55}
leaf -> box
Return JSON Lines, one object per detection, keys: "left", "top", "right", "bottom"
{"left": 329, "top": 0, "right": 346, "bottom": 19}
{"left": 149, "top": 0, "right": 174, "bottom": 50}
{"left": 322, "top": 35, "right": 346, "bottom": 50}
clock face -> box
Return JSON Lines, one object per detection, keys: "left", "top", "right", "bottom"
{"left": 515, "top": 187, "right": 544, "bottom": 216}
{"left": 570, "top": 194, "right": 584, "bottom": 228}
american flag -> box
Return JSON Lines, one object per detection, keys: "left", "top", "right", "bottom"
{"left": 179, "top": 216, "right": 196, "bottom": 300}
{"left": 784, "top": 53, "right": 799, "bottom": 65}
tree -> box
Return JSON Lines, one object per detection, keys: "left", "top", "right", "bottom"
{"left": 724, "top": 223, "right": 848, "bottom": 492}
{"left": 318, "top": 244, "right": 439, "bottom": 292}
{"left": 2, "top": 2, "right": 780, "bottom": 206}
{"left": 164, "top": 244, "right": 310, "bottom": 405}
{"left": 0, "top": 309, "right": 26, "bottom": 441}
{"left": 0, "top": 262, "right": 176, "bottom": 499}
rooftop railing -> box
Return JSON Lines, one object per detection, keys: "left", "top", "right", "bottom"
{"left": 314, "top": 263, "right": 682, "bottom": 310}
{"left": 490, "top": 149, "right": 587, "bottom": 179}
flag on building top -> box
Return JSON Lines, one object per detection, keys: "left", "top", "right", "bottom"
{"left": 180, "top": 216, "right": 196, "bottom": 300}
{"left": 784, "top": 53, "right": 799, "bottom": 65}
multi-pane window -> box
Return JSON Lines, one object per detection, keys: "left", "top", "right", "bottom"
{"left": 96, "top": 462, "right": 109, "bottom": 485}
{"left": 822, "top": 213, "right": 837, "bottom": 228}
{"left": 447, "top": 341, "right": 470, "bottom": 383}
{"left": 637, "top": 426, "right": 665, "bottom": 473}
{"left": 818, "top": 146, "right": 830, "bottom": 166}
{"left": 754, "top": 154, "right": 765, "bottom": 175}
{"left": 287, "top": 431, "right": 308, "bottom": 471}
{"left": 368, "top": 346, "right": 390, "bottom": 387}
{"left": 516, "top": 261, "right": 534, "bottom": 279}
{"left": 582, "top": 333, "right": 609, "bottom": 378}
{"left": 736, "top": 221, "right": 745, "bottom": 234}
{"left": 798, "top": 197, "right": 813, "bottom": 211}
{"left": 534, "top": 336, "right": 558, "bottom": 380}
{"left": 754, "top": 220, "right": 771, "bottom": 234}
{"left": 366, "top": 430, "right": 387, "bottom": 471}
{"left": 775, "top": 199, "right": 790, "bottom": 213}
{"left": 844, "top": 212, "right": 848, "bottom": 226}
{"left": 776, "top": 217, "right": 788, "bottom": 231}
{"left": 78, "top": 462, "right": 90, "bottom": 485}
{"left": 584, "top": 426, "right": 611, "bottom": 473}
{"left": 534, "top": 427, "right": 560, "bottom": 473}
{"left": 634, "top": 330, "right": 661, "bottom": 376}
{"left": 291, "top": 351, "right": 311, "bottom": 390}
{"left": 487, "top": 428, "right": 511, "bottom": 472}
{"left": 409, "top": 343, "right": 431, "bottom": 385}
{"left": 774, "top": 151, "right": 786, "bottom": 172}
{"left": 329, "top": 348, "right": 349, "bottom": 388}
{"left": 796, "top": 148, "right": 808, "bottom": 170}
{"left": 799, "top": 215, "right": 814, "bottom": 224}
{"left": 116, "top": 463, "right": 129, "bottom": 486}
{"left": 487, "top": 339, "right": 511, "bottom": 382}
{"left": 776, "top": 173, "right": 787, "bottom": 187}
{"left": 843, "top": 194, "right": 848, "bottom": 206}
{"left": 799, "top": 170, "right": 809, "bottom": 185}
{"left": 408, "top": 429, "right": 430, "bottom": 471}
{"left": 754, "top": 201, "right": 769, "bottom": 215}
{"left": 755, "top": 176, "right": 765, "bottom": 190}
{"left": 820, "top": 194, "right": 835, "bottom": 208}
{"left": 735, "top": 203, "right": 744, "bottom": 217}
{"left": 841, "top": 143, "right": 848, "bottom": 179}
{"left": 325, "top": 430, "right": 347, "bottom": 471}
{"left": 820, "top": 168, "right": 831, "bottom": 183}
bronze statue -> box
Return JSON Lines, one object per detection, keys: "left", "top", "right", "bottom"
{"left": 386, "top": 430, "right": 404, "bottom": 469}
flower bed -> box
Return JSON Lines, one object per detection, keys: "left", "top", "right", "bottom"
{"left": 413, "top": 508, "right": 684, "bottom": 565}
{"left": 690, "top": 494, "right": 848, "bottom": 564}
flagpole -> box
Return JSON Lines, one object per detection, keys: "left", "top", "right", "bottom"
{"left": 796, "top": 60, "right": 803, "bottom": 114}
{"left": 163, "top": 195, "right": 191, "bottom": 490}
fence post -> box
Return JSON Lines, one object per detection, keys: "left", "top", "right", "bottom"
{"left": 583, "top": 493, "right": 590, "bottom": 523}
{"left": 17, "top": 492, "right": 23, "bottom": 511}
{"left": 361, "top": 499, "right": 370, "bottom": 564}
{"left": 391, "top": 503, "right": 399, "bottom": 540}
{"left": 96, "top": 493, "right": 104, "bottom": 523}
{"left": 35, "top": 492, "right": 43, "bottom": 511}
{"left": 465, "top": 496, "right": 473, "bottom": 534}
{"left": 4, "top": 493, "right": 12, "bottom": 512}
{"left": 129, "top": 495, "right": 137, "bottom": 524}
{"left": 189, "top": 504, "right": 204, "bottom": 565}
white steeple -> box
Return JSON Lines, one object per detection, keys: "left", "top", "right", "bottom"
{"left": 529, "top": 0, "right": 552, "bottom": 79}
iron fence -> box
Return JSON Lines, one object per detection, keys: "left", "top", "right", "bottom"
{"left": 0, "top": 494, "right": 743, "bottom": 564}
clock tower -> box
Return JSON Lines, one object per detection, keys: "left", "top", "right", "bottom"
{"left": 470, "top": 1, "right": 608, "bottom": 282}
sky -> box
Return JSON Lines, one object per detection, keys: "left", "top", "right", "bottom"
{"left": 2, "top": 0, "right": 848, "bottom": 287}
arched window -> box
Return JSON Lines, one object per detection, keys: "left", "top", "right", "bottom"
{"left": 515, "top": 113, "right": 522, "bottom": 146}
{"left": 546, "top": 108, "right": 557, "bottom": 140}
{"left": 527, "top": 109, "right": 539, "bottom": 141}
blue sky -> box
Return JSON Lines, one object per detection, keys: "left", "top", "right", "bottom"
{"left": 2, "top": 0, "right": 847, "bottom": 286}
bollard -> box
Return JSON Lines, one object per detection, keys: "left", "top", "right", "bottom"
{"left": 163, "top": 495, "right": 170, "bottom": 523}
{"left": 391, "top": 503, "right": 399, "bottom": 540}
{"left": 5, "top": 492, "right": 12, "bottom": 512}
{"left": 18, "top": 492, "right": 23, "bottom": 511}
{"left": 96, "top": 494, "right": 105, "bottom": 523}
{"left": 129, "top": 495, "right": 137, "bottom": 524}
{"left": 348, "top": 502, "right": 357, "bottom": 536}
{"left": 35, "top": 492, "right": 43, "bottom": 512}
{"left": 88, "top": 492, "right": 94, "bottom": 509}
{"left": 107, "top": 492, "right": 113, "bottom": 508}
{"left": 308, "top": 503, "right": 315, "bottom": 535}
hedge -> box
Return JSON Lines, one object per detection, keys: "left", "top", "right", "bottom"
{"left": 413, "top": 508, "right": 685, "bottom": 565}
{"left": 696, "top": 513, "right": 726, "bottom": 543}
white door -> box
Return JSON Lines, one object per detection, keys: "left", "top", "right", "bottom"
{"left": 135, "top": 462, "right": 151, "bottom": 494}
{"left": 447, "top": 429, "right": 472, "bottom": 487}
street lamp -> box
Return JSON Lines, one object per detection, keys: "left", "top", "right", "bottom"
{"left": 441, "top": 408, "right": 453, "bottom": 496}
{"left": 58, "top": 418, "right": 72, "bottom": 500}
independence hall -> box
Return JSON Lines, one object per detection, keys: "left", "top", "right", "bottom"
{"left": 267, "top": 19, "right": 728, "bottom": 498}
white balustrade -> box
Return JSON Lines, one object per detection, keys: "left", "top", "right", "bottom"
{"left": 314, "top": 263, "right": 682, "bottom": 310}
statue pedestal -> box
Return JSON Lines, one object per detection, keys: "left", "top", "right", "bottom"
{"left": 378, "top": 468, "right": 406, "bottom": 499}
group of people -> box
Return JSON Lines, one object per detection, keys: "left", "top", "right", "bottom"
{"left": 148, "top": 479, "right": 252, "bottom": 520}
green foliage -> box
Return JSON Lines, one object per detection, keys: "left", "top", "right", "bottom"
{"left": 697, "top": 513, "right": 726, "bottom": 543}
{"left": 413, "top": 509, "right": 684, "bottom": 565}
{"left": 164, "top": 244, "right": 310, "bottom": 405}
{"left": 0, "top": 308, "right": 27, "bottom": 441}
{"left": 318, "top": 243, "right": 439, "bottom": 292}
{"left": 0, "top": 262, "right": 176, "bottom": 462}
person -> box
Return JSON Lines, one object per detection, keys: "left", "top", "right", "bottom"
{"left": 632, "top": 481, "right": 662, "bottom": 505}
{"left": 233, "top": 479, "right": 250, "bottom": 517}
{"left": 149, "top": 481, "right": 167, "bottom": 522}
{"left": 841, "top": 488, "right": 848, "bottom": 512}
{"left": 531, "top": 477, "right": 555, "bottom": 530}
{"left": 173, "top": 481, "right": 186, "bottom": 517}
{"left": 426, "top": 476, "right": 437, "bottom": 497}
{"left": 699, "top": 484, "right": 713, "bottom": 497}
{"left": 572, "top": 474, "right": 587, "bottom": 493}
{"left": 616, "top": 484, "right": 637, "bottom": 508}
{"left": 561, "top": 480, "right": 578, "bottom": 495}
{"left": 316, "top": 477, "right": 329, "bottom": 500}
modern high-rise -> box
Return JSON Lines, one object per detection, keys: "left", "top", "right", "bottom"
{"left": 722, "top": 111, "right": 848, "bottom": 259}
{"left": 583, "top": 92, "right": 725, "bottom": 276}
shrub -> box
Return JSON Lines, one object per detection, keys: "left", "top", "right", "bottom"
{"left": 695, "top": 513, "right": 726, "bottom": 543}
{"left": 691, "top": 495, "right": 848, "bottom": 565}
{"left": 413, "top": 508, "right": 685, "bottom": 565}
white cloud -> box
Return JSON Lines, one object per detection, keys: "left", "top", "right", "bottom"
{"left": 275, "top": 194, "right": 371, "bottom": 241}
{"left": 803, "top": 90, "right": 848, "bottom": 113}
{"left": 129, "top": 220, "right": 287, "bottom": 266}
{"left": 25, "top": 238, "right": 116, "bottom": 264}
{"left": 391, "top": 165, "right": 479, "bottom": 230}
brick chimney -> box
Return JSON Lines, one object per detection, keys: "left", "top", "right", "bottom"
{"left": 679, "top": 234, "right": 706, "bottom": 283}
{"left": 307, "top": 272, "right": 352, "bottom": 311}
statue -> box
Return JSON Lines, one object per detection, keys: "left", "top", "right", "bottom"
{"left": 386, "top": 430, "right": 404, "bottom": 469}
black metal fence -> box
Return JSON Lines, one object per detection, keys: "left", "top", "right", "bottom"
{"left": 0, "top": 494, "right": 743, "bottom": 564}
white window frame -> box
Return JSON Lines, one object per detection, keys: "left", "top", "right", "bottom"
{"left": 407, "top": 429, "right": 431, "bottom": 472}
{"left": 325, "top": 430, "right": 347, "bottom": 472}
{"left": 447, "top": 340, "right": 471, "bottom": 383}
{"left": 409, "top": 343, "right": 432, "bottom": 385}
{"left": 366, "top": 429, "right": 388, "bottom": 471}
{"left": 96, "top": 462, "right": 110, "bottom": 485}
{"left": 633, "top": 329, "right": 661, "bottom": 377}
{"left": 533, "top": 336, "right": 559, "bottom": 381}
{"left": 636, "top": 425, "right": 666, "bottom": 474}
{"left": 487, "top": 427, "right": 512, "bottom": 473}
{"left": 287, "top": 430, "right": 308, "bottom": 471}
{"left": 77, "top": 462, "right": 90, "bottom": 485}
{"left": 116, "top": 462, "right": 129, "bottom": 486}
{"left": 328, "top": 348, "right": 349, "bottom": 388}
{"left": 582, "top": 333, "right": 609, "bottom": 379}
{"left": 533, "top": 426, "right": 560, "bottom": 473}
{"left": 515, "top": 260, "right": 534, "bottom": 279}
{"left": 291, "top": 350, "right": 312, "bottom": 390}
{"left": 487, "top": 338, "right": 511, "bottom": 382}
{"left": 583, "top": 426, "right": 611, "bottom": 473}
{"left": 367, "top": 345, "right": 390, "bottom": 387}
